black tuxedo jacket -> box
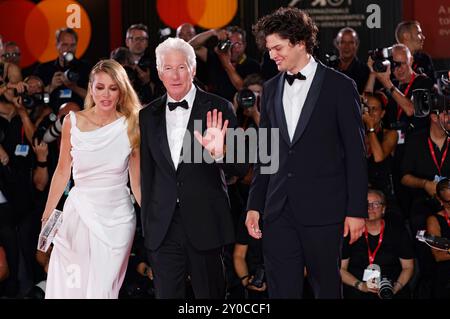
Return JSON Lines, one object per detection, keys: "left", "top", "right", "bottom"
{"left": 247, "top": 62, "right": 368, "bottom": 225}
{"left": 140, "top": 88, "right": 248, "bottom": 251}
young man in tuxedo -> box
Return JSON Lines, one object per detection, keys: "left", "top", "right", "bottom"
{"left": 245, "top": 7, "right": 368, "bottom": 298}
{"left": 139, "top": 38, "right": 247, "bottom": 298}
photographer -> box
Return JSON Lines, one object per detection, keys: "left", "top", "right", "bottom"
{"left": 0, "top": 35, "right": 23, "bottom": 106}
{"left": 0, "top": 75, "right": 53, "bottom": 296}
{"left": 364, "top": 44, "right": 433, "bottom": 138}
{"left": 340, "top": 189, "right": 414, "bottom": 299}
{"left": 33, "top": 28, "right": 89, "bottom": 112}
{"left": 426, "top": 178, "right": 450, "bottom": 298}
{"left": 401, "top": 102, "right": 450, "bottom": 297}
{"left": 365, "top": 44, "right": 434, "bottom": 222}
{"left": 2, "top": 41, "right": 20, "bottom": 66}
{"left": 362, "top": 92, "right": 401, "bottom": 222}
{"left": 12, "top": 76, "right": 52, "bottom": 143}
{"left": 125, "top": 23, "right": 161, "bottom": 102}
{"left": 396, "top": 21, "right": 435, "bottom": 83}
{"left": 234, "top": 74, "right": 263, "bottom": 128}
{"left": 332, "top": 27, "right": 369, "bottom": 94}
{"left": 189, "top": 26, "right": 260, "bottom": 102}
{"left": 233, "top": 211, "right": 266, "bottom": 299}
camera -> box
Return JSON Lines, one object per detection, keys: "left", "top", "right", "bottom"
{"left": 33, "top": 113, "right": 63, "bottom": 144}
{"left": 250, "top": 264, "right": 265, "bottom": 288}
{"left": 217, "top": 39, "right": 232, "bottom": 52}
{"left": 412, "top": 71, "right": 450, "bottom": 119}
{"left": 368, "top": 47, "right": 393, "bottom": 73}
{"left": 324, "top": 53, "right": 339, "bottom": 69}
{"left": 62, "top": 51, "right": 80, "bottom": 83}
{"left": 378, "top": 277, "right": 394, "bottom": 299}
{"left": 20, "top": 92, "right": 50, "bottom": 109}
{"left": 236, "top": 88, "right": 257, "bottom": 109}
{"left": 364, "top": 264, "right": 394, "bottom": 299}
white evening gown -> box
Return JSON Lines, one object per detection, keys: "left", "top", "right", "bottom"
{"left": 45, "top": 111, "right": 136, "bottom": 299}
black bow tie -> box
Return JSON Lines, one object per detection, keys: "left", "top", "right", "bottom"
{"left": 168, "top": 100, "right": 189, "bottom": 111}
{"left": 285, "top": 72, "right": 306, "bottom": 85}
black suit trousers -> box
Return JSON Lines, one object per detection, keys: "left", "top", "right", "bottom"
{"left": 263, "top": 202, "right": 344, "bottom": 299}
{"left": 147, "top": 209, "right": 225, "bottom": 299}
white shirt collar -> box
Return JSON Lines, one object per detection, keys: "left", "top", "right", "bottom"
{"left": 287, "top": 55, "right": 317, "bottom": 79}
{"left": 166, "top": 84, "right": 197, "bottom": 110}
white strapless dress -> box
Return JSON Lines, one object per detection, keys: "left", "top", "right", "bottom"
{"left": 45, "top": 111, "right": 136, "bottom": 299}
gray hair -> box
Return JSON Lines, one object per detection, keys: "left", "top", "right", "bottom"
{"left": 392, "top": 43, "right": 412, "bottom": 62}
{"left": 368, "top": 188, "right": 386, "bottom": 205}
{"left": 155, "top": 37, "right": 196, "bottom": 72}
{"left": 335, "top": 27, "right": 359, "bottom": 46}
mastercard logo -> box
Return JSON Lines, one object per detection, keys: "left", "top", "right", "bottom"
{"left": 157, "top": 0, "right": 238, "bottom": 30}
{"left": 0, "top": 0, "right": 91, "bottom": 68}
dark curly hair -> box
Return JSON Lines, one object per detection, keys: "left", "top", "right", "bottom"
{"left": 253, "top": 7, "right": 318, "bottom": 54}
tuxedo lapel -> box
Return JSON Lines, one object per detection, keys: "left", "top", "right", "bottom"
{"left": 273, "top": 74, "right": 291, "bottom": 146}
{"left": 153, "top": 95, "right": 176, "bottom": 173}
{"left": 290, "top": 62, "right": 326, "bottom": 146}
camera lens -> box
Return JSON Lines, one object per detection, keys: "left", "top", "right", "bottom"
{"left": 378, "top": 277, "right": 394, "bottom": 299}
{"left": 217, "top": 40, "right": 232, "bottom": 52}
{"left": 64, "top": 69, "right": 80, "bottom": 82}
{"left": 237, "top": 89, "right": 256, "bottom": 109}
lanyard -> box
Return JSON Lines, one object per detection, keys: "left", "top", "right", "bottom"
{"left": 428, "top": 137, "right": 449, "bottom": 176}
{"left": 396, "top": 73, "right": 416, "bottom": 121}
{"left": 444, "top": 211, "right": 450, "bottom": 228}
{"left": 364, "top": 220, "right": 385, "bottom": 265}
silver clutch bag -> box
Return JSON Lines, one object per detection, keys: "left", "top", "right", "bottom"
{"left": 37, "top": 209, "right": 63, "bottom": 252}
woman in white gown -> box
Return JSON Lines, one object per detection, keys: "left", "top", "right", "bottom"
{"left": 41, "top": 59, "right": 141, "bottom": 299}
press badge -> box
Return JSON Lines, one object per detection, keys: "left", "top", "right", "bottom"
{"left": 434, "top": 175, "right": 446, "bottom": 183}
{"left": 397, "top": 130, "right": 405, "bottom": 144}
{"left": 59, "top": 88, "right": 72, "bottom": 98}
{"left": 363, "top": 266, "right": 380, "bottom": 282}
{"left": 15, "top": 144, "right": 29, "bottom": 157}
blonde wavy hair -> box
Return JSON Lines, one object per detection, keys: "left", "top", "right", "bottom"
{"left": 84, "top": 59, "right": 141, "bottom": 149}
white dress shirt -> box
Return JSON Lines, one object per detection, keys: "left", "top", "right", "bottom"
{"left": 282, "top": 56, "right": 318, "bottom": 141}
{"left": 166, "top": 85, "right": 197, "bottom": 169}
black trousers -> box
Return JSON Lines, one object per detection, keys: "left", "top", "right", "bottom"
{"left": 263, "top": 202, "right": 344, "bottom": 299}
{"left": 147, "top": 210, "right": 225, "bottom": 299}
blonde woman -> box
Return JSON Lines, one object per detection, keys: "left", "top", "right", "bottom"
{"left": 41, "top": 59, "right": 141, "bottom": 298}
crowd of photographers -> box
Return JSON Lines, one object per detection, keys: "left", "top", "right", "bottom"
{"left": 0, "top": 18, "right": 449, "bottom": 299}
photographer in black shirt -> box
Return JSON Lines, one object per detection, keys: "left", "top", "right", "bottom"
{"left": 333, "top": 27, "right": 370, "bottom": 94}
{"left": 125, "top": 23, "right": 161, "bottom": 101}
{"left": 34, "top": 28, "right": 89, "bottom": 113}
{"left": 341, "top": 189, "right": 414, "bottom": 299}
{"left": 395, "top": 21, "right": 436, "bottom": 83}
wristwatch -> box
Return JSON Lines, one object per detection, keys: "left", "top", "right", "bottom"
{"left": 354, "top": 280, "right": 362, "bottom": 290}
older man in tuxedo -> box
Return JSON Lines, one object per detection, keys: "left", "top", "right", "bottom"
{"left": 139, "top": 37, "right": 247, "bottom": 298}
